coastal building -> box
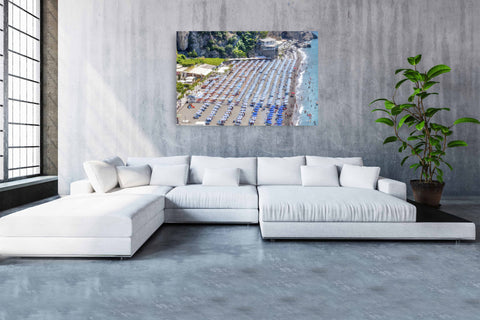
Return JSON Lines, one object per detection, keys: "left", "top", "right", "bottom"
{"left": 177, "top": 63, "right": 216, "bottom": 79}
{"left": 259, "top": 37, "right": 279, "bottom": 58}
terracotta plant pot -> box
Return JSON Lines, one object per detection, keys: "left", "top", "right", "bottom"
{"left": 410, "top": 180, "right": 445, "bottom": 207}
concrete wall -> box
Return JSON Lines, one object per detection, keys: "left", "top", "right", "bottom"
{"left": 58, "top": 0, "right": 480, "bottom": 195}
{"left": 42, "top": 0, "right": 58, "bottom": 176}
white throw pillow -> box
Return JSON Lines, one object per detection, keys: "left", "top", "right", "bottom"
{"left": 83, "top": 160, "right": 118, "bottom": 193}
{"left": 202, "top": 168, "right": 240, "bottom": 186}
{"left": 103, "top": 156, "right": 125, "bottom": 167}
{"left": 150, "top": 164, "right": 189, "bottom": 186}
{"left": 340, "top": 164, "right": 381, "bottom": 190}
{"left": 116, "top": 165, "right": 152, "bottom": 188}
{"left": 306, "top": 156, "right": 363, "bottom": 174}
{"left": 301, "top": 165, "right": 339, "bottom": 187}
{"left": 190, "top": 156, "right": 256, "bottom": 185}
{"left": 257, "top": 156, "right": 305, "bottom": 185}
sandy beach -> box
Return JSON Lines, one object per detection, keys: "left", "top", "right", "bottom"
{"left": 177, "top": 45, "right": 306, "bottom": 126}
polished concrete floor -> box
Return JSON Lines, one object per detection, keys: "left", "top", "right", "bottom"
{"left": 0, "top": 198, "right": 479, "bottom": 320}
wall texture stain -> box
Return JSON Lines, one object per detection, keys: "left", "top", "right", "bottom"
{"left": 58, "top": 0, "right": 480, "bottom": 195}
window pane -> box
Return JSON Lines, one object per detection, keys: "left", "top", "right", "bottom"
{"left": 6, "top": 0, "right": 41, "bottom": 180}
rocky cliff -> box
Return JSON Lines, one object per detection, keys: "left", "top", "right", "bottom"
{"left": 268, "top": 31, "right": 317, "bottom": 41}
{"left": 177, "top": 32, "right": 189, "bottom": 51}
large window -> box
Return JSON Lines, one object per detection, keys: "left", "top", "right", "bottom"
{"left": 0, "top": 0, "right": 41, "bottom": 181}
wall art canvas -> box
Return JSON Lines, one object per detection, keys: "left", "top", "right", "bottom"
{"left": 176, "top": 31, "right": 318, "bottom": 126}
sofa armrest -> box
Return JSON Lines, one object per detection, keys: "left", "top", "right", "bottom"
{"left": 377, "top": 177, "right": 407, "bottom": 201}
{"left": 70, "top": 179, "right": 94, "bottom": 195}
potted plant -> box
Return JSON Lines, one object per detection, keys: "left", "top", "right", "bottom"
{"left": 370, "top": 54, "right": 479, "bottom": 207}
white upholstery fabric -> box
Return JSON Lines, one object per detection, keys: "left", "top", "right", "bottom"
{"left": 306, "top": 156, "right": 363, "bottom": 174}
{"left": 0, "top": 194, "right": 164, "bottom": 238}
{"left": 377, "top": 176, "right": 407, "bottom": 200}
{"left": 259, "top": 220, "right": 475, "bottom": 240}
{"left": 165, "top": 185, "right": 258, "bottom": 209}
{"left": 150, "top": 164, "right": 188, "bottom": 186}
{"left": 116, "top": 165, "right": 152, "bottom": 188}
{"left": 110, "top": 185, "right": 172, "bottom": 196}
{"left": 257, "top": 156, "right": 305, "bottom": 185}
{"left": 340, "top": 164, "right": 380, "bottom": 190}
{"left": 165, "top": 209, "right": 259, "bottom": 224}
{"left": 301, "top": 165, "right": 339, "bottom": 187}
{"left": 83, "top": 160, "right": 118, "bottom": 193}
{"left": 70, "top": 179, "right": 94, "bottom": 195}
{"left": 104, "top": 156, "right": 125, "bottom": 167}
{"left": 0, "top": 213, "right": 164, "bottom": 257}
{"left": 126, "top": 155, "right": 190, "bottom": 167}
{"left": 203, "top": 168, "right": 240, "bottom": 186}
{"left": 189, "top": 156, "right": 257, "bottom": 185}
{"left": 258, "top": 186, "right": 416, "bottom": 222}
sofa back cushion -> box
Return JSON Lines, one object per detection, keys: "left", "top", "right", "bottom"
{"left": 126, "top": 155, "right": 190, "bottom": 167}
{"left": 202, "top": 168, "right": 240, "bottom": 186}
{"left": 257, "top": 156, "right": 305, "bottom": 185}
{"left": 189, "top": 156, "right": 257, "bottom": 185}
{"left": 306, "top": 156, "right": 363, "bottom": 174}
{"left": 150, "top": 164, "right": 189, "bottom": 187}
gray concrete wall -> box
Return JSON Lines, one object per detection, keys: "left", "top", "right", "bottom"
{"left": 58, "top": 0, "right": 480, "bottom": 195}
{"left": 42, "top": 0, "right": 58, "bottom": 176}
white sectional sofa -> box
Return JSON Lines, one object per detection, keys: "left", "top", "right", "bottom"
{"left": 0, "top": 155, "right": 475, "bottom": 257}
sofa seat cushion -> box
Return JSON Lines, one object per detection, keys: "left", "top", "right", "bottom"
{"left": 165, "top": 185, "right": 258, "bottom": 209}
{"left": 110, "top": 185, "right": 173, "bottom": 196}
{"left": 0, "top": 194, "right": 164, "bottom": 238}
{"left": 258, "top": 186, "right": 416, "bottom": 222}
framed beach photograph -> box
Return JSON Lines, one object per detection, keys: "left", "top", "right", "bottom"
{"left": 176, "top": 31, "right": 318, "bottom": 126}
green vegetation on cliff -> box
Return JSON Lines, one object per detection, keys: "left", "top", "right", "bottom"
{"left": 177, "top": 54, "right": 224, "bottom": 67}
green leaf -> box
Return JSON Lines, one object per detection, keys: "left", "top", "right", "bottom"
{"left": 431, "top": 150, "right": 445, "bottom": 156}
{"left": 447, "top": 140, "right": 468, "bottom": 148}
{"left": 437, "top": 168, "right": 443, "bottom": 176}
{"left": 395, "top": 68, "right": 407, "bottom": 74}
{"left": 425, "top": 107, "right": 450, "bottom": 118}
{"left": 375, "top": 118, "right": 394, "bottom": 126}
{"left": 384, "top": 100, "right": 395, "bottom": 109}
{"left": 423, "top": 81, "right": 439, "bottom": 90}
{"left": 383, "top": 136, "right": 398, "bottom": 144}
{"left": 410, "top": 163, "right": 421, "bottom": 171}
{"left": 407, "top": 55, "right": 421, "bottom": 66}
{"left": 437, "top": 175, "right": 444, "bottom": 183}
{"left": 408, "top": 94, "right": 416, "bottom": 102}
{"left": 414, "top": 54, "right": 422, "bottom": 64}
{"left": 453, "top": 117, "right": 480, "bottom": 125}
{"left": 443, "top": 161, "right": 453, "bottom": 171}
{"left": 369, "top": 98, "right": 388, "bottom": 106}
{"left": 399, "top": 103, "right": 416, "bottom": 109}
{"left": 407, "top": 135, "right": 423, "bottom": 141}
{"left": 401, "top": 156, "right": 410, "bottom": 166}
{"left": 391, "top": 106, "right": 403, "bottom": 116}
{"left": 431, "top": 123, "right": 448, "bottom": 131}
{"left": 371, "top": 108, "right": 391, "bottom": 114}
{"left": 426, "top": 64, "right": 451, "bottom": 79}
{"left": 416, "top": 121, "right": 425, "bottom": 131}
{"left": 417, "top": 92, "right": 438, "bottom": 99}
{"left": 404, "top": 70, "right": 422, "bottom": 82}
{"left": 398, "top": 114, "right": 413, "bottom": 129}
{"left": 395, "top": 79, "right": 409, "bottom": 89}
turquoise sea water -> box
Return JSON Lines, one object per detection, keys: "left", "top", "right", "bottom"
{"left": 297, "top": 32, "right": 319, "bottom": 126}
